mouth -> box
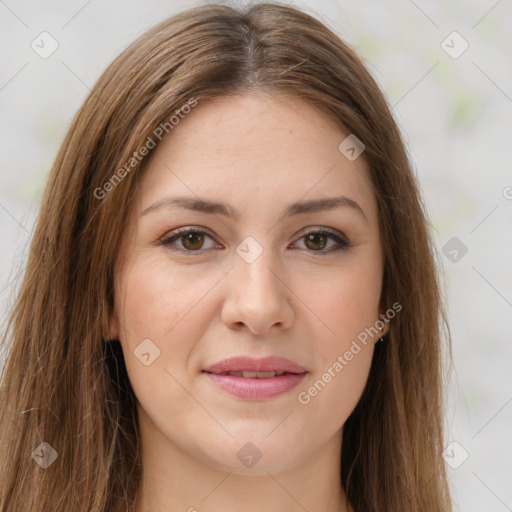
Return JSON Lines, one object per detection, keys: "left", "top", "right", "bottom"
{"left": 202, "top": 356, "right": 308, "bottom": 400}
{"left": 210, "top": 370, "right": 291, "bottom": 378}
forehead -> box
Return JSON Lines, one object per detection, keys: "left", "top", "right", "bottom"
{"left": 136, "top": 92, "right": 376, "bottom": 219}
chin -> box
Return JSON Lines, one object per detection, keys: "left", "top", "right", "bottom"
{"left": 191, "top": 431, "right": 307, "bottom": 476}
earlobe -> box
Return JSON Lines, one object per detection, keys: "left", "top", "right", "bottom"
{"left": 376, "top": 324, "right": 388, "bottom": 344}
{"left": 379, "top": 312, "right": 389, "bottom": 334}
{"left": 106, "top": 312, "right": 120, "bottom": 341}
{"left": 376, "top": 307, "right": 390, "bottom": 343}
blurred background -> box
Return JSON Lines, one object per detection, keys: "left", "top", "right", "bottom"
{"left": 1, "top": 0, "right": 511, "bottom": 510}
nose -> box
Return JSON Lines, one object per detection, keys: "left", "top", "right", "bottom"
{"left": 220, "top": 248, "right": 295, "bottom": 336}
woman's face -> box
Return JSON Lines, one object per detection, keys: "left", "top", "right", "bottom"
{"left": 110, "top": 92, "right": 385, "bottom": 475}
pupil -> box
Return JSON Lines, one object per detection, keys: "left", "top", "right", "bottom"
{"left": 184, "top": 232, "right": 203, "bottom": 250}
{"left": 180, "top": 233, "right": 328, "bottom": 251}
{"left": 306, "top": 234, "right": 326, "bottom": 250}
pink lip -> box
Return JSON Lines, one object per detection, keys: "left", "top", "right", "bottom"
{"left": 202, "top": 356, "right": 308, "bottom": 400}
{"left": 203, "top": 355, "right": 307, "bottom": 374}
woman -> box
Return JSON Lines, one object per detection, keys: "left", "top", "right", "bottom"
{"left": 0, "top": 3, "right": 453, "bottom": 511}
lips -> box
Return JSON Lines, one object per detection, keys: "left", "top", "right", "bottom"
{"left": 202, "top": 356, "right": 307, "bottom": 400}
{"left": 202, "top": 356, "right": 307, "bottom": 375}
{"left": 215, "top": 370, "right": 286, "bottom": 378}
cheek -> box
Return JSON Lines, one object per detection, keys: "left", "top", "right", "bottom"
{"left": 298, "top": 285, "right": 376, "bottom": 432}
{"left": 295, "top": 258, "right": 380, "bottom": 425}
{"left": 113, "top": 255, "right": 228, "bottom": 402}
{"left": 113, "top": 256, "right": 218, "bottom": 419}
{"left": 299, "top": 345, "right": 374, "bottom": 433}
{"left": 115, "top": 256, "right": 215, "bottom": 342}
{"left": 312, "top": 259, "right": 382, "bottom": 344}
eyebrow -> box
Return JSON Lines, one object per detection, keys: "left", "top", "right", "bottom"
{"left": 141, "top": 194, "right": 367, "bottom": 221}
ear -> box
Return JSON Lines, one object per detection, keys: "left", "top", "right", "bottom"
{"left": 106, "top": 308, "right": 120, "bottom": 341}
{"left": 378, "top": 303, "right": 390, "bottom": 335}
{"left": 106, "top": 256, "right": 123, "bottom": 341}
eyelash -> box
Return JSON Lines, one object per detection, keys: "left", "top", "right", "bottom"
{"left": 159, "top": 226, "right": 351, "bottom": 255}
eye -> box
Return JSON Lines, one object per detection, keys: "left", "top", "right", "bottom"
{"left": 292, "top": 229, "right": 351, "bottom": 253}
{"left": 160, "top": 227, "right": 219, "bottom": 252}
{"left": 160, "top": 227, "right": 351, "bottom": 254}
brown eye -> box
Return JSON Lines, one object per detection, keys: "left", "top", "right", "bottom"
{"left": 294, "top": 229, "right": 350, "bottom": 253}
{"left": 181, "top": 232, "right": 205, "bottom": 250}
{"left": 304, "top": 233, "right": 328, "bottom": 251}
{"left": 160, "top": 228, "right": 218, "bottom": 252}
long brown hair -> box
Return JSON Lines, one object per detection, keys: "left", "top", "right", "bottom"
{"left": 0, "top": 3, "right": 452, "bottom": 511}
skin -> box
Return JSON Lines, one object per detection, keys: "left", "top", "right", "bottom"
{"left": 108, "top": 92, "right": 388, "bottom": 512}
